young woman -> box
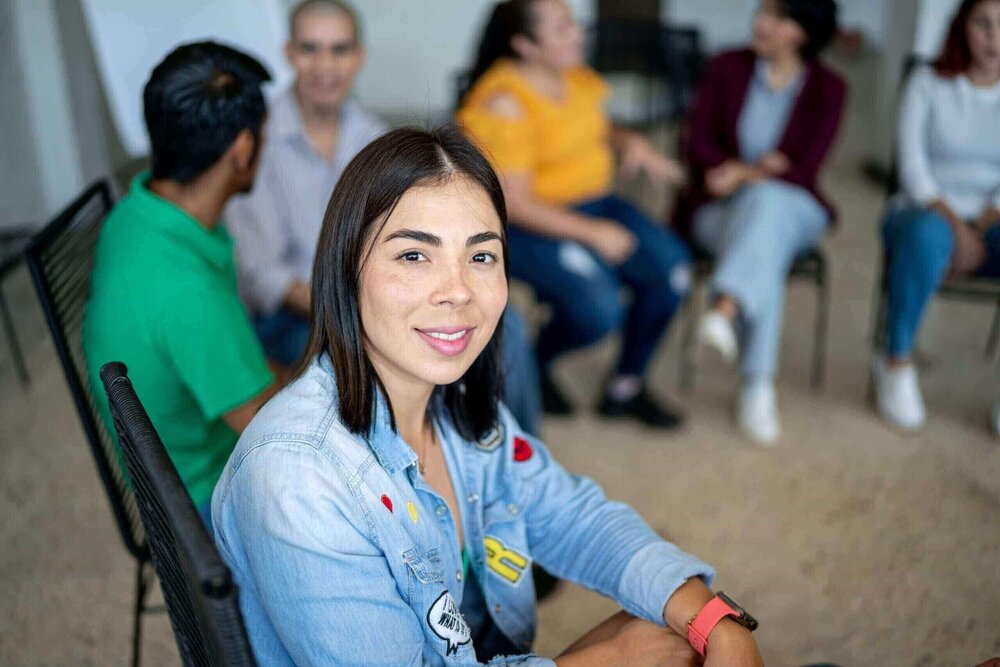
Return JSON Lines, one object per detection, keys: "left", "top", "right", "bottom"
{"left": 678, "top": 0, "right": 845, "bottom": 445}
{"left": 211, "top": 128, "right": 764, "bottom": 666}
{"left": 456, "top": 0, "right": 691, "bottom": 429}
{"left": 874, "top": 0, "right": 1000, "bottom": 433}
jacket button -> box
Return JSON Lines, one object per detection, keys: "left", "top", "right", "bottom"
{"left": 494, "top": 604, "right": 503, "bottom": 614}
{"left": 507, "top": 503, "right": 519, "bottom": 515}
{"left": 467, "top": 493, "right": 480, "bottom": 503}
{"left": 436, "top": 505, "right": 447, "bottom": 517}
{"left": 456, "top": 570, "right": 463, "bottom": 582}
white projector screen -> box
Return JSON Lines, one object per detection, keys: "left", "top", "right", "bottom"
{"left": 81, "top": 0, "right": 293, "bottom": 158}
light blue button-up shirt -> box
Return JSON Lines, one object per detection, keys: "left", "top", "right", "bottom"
{"left": 212, "top": 356, "right": 715, "bottom": 665}
{"left": 738, "top": 59, "right": 806, "bottom": 165}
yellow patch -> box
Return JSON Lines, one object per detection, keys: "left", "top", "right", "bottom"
{"left": 407, "top": 501, "right": 419, "bottom": 524}
{"left": 484, "top": 536, "right": 529, "bottom": 584}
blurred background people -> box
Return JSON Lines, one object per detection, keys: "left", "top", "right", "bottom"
{"left": 874, "top": 0, "right": 1000, "bottom": 432}
{"left": 458, "top": 0, "right": 691, "bottom": 429}
{"left": 678, "top": 0, "right": 845, "bottom": 445}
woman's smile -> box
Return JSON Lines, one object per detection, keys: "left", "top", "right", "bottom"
{"left": 416, "top": 326, "right": 476, "bottom": 356}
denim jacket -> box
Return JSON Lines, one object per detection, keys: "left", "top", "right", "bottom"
{"left": 212, "top": 356, "right": 715, "bottom": 666}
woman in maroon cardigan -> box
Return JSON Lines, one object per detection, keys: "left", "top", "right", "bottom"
{"left": 679, "top": 0, "right": 846, "bottom": 445}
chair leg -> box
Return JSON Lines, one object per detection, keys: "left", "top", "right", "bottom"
{"left": 811, "top": 270, "right": 830, "bottom": 391}
{"left": 131, "top": 561, "right": 151, "bottom": 667}
{"left": 986, "top": 298, "right": 1000, "bottom": 359}
{"left": 870, "top": 265, "right": 888, "bottom": 350}
{"left": 0, "top": 286, "right": 29, "bottom": 389}
{"left": 678, "top": 285, "right": 700, "bottom": 393}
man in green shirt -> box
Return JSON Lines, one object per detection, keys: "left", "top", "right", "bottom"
{"left": 84, "top": 42, "right": 281, "bottom": 530}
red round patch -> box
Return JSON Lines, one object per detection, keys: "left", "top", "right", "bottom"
{"left": 513, "top": 436, "right": 533, "bottom": 462}
{"left": 381, "top": 494, "right": 393, "bottom": 513}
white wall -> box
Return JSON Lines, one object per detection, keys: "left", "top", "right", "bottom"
{"left": 342, "top": 0, "right": 594, "bottom": 119}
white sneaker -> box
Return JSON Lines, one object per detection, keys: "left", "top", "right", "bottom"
{"left": 873, "top": 356, "right": 926, "bottom": 430}
{"left": 738, "top": 379, "right": 781, "bottom": 446}
{"left": 697, "top": 310, "right": 738, "bottom": 364}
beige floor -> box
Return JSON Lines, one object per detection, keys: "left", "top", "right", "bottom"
{"left": 2, "top": 53, "right": 999, "bottom": 667}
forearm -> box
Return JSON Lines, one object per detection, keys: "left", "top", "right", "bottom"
{"left": 282, "top": 280, "right": 311, "bottom": 318}
{"left": 507, "top": 194, "right": 595, "bottom": 244}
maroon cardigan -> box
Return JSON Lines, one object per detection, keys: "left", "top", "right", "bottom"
{"left": 672, "top": 48, "right": 848, "bottom": 239}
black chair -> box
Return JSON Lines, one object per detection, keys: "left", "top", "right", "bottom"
{"left": 1, "top": 230, "right": 32, "bottom": 388}
{"left": 24, "top": 180, "right": 156, "bottom": 667}
{"left": 869, "top": 57, "right": 1000, "bottom": 359}
{"left": 101, "top": 362, "right": 256, "bottom": 667}
{"left": 589, "top": 21, "right": 705, "bottom": 126}
{"left": 678, "top": 247, "right": 830, "bottom": 392}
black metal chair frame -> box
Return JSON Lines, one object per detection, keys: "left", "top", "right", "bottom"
{"left": 101, "top": 362, "right": 257, "bottom": 667}
{"left": 24, "top": 180, "right": 157, "bottom": 667}
{"left": 868, "top": 56, "right": 1000, "bottom": 362}
{"left": 1, "top": 231, "right": 32, "bottom": 388}
{"left": 678, "top": 247, "right": 830, "bottom": 392}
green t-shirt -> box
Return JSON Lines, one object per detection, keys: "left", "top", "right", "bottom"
{"left": 83, "top": 173, "right": 273, "bottom": 507}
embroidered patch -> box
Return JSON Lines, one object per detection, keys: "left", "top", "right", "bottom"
{"left": 407, "top": 501, "right": 419, "bottom": 524}
{"left": 427, "top": 591, "right": 471, "bottom": 656}
{"left": 381, "top": 495, "right": 393, "bottom": 513}
{"left": 475, "top": 422, "right": 505, "bottom": 452}
{"left": 484, "top": 535, "right": 529, "bottom": 585}
{"left": 513, "top": 436, "right": 533, "bottom": 462}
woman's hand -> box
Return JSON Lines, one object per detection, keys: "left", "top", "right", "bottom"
{"left": 758, "top": 151, "right": 791, "bottom": 176}
{"left": 702, "top": 620, "right": 765, "bottom": 667}
{"left": 931, "top": 200, "right": 987, "bottom": 276}
{"left": 705, "top": 160, "right": 760, "bottom": 198}
{"left": 619, "top": 132, "right": 687, "bottom": 186}
{"left": 581, "top": 218, "right": 638, "bottom": 266}
{"left": 612, "top": 617, "right": 700, "bottom": 667}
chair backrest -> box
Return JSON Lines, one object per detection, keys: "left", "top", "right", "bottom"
{"left": 100, "top": 362, "right": 257, "bottom": 667}
{"left": 23, "top": 180, "right": 148, "bottom": 562}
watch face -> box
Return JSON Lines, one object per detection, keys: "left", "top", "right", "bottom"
{"left": 718, "top": 592, "right": 759, "bottom": 631}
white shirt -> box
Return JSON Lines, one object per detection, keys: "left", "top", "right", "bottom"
{"left": 897, "top": 66, "right": 1000, "bottom": 221}
{"left": 225, "top": 86, "right": 387, "bottom": 316}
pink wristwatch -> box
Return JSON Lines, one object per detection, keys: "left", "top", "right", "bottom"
{"left": 686, "top": 592, "right": 759, "bottom": 657}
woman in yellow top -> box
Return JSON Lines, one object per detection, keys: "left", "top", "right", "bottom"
{"left": 457, "top": 0, "right": 691, "bottom": 428}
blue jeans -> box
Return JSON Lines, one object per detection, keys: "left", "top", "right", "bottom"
{"left": 507, "top": 195, "right": 692, "bottom": 377}
{"left": 694, "top": 181, "right": 829, "bottom": 380}
{"left": 255, "top": 305, "right": 542, "bottom": 435}
{"left": 254, "top": 308, "right": 310, "bottom": 367}
{"left": 882, "top": 206, "right": 1000, "bottom": 357}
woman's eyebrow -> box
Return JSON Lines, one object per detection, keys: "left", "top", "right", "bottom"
{"left": 467, "top": 231, "right": 502, "bottom": 246}
{"left": 384, "top": 229, "right": 441, "bottom": 246}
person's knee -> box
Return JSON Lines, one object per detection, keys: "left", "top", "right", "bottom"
{"left": 896, "top": 212, "right": 954, "bottom": 268}
{"left": 568, "top": 287, "right": 623, "bottom": 345}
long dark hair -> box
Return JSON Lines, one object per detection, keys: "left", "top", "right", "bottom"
{"left": 302, "top": 126, "right": 509, "bottom": 442}
{"left": 459, "top": 0, "right": 540, "bottom": 107}
{"left": 934, "top": 0, "right": 992, "bottom": 77}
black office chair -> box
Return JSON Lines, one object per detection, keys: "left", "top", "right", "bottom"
{"left": 101, "top": 362, "right": 256, "bottom": 667}
{"left": 869, "top": 56, "right": 1000, "bottom": 360}
{"left": 677, "top": 247, "right": 830, "bottom": 392}
{"left": 24, "top": 180, "right": 156, "bottom": 667}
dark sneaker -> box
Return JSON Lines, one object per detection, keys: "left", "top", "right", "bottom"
{"left": 540, "top": 372, "right": 574, "bottom": 415}
{"left": 597, "top": 386, "right": 684, "bottom": 429}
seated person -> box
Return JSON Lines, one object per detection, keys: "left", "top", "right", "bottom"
{"left": 456, "top": 0, "right": 691, "bottom": 429}
{"left": 211, "top": 127, "right": 765, "bottom": 666}
{"left": 874, "top": 0, "right": 1000, "bottom": 433}
{"left": 679, "top": 0, "right": 845, "bottom": 445}
{"left": 226, "top": 0, "right": 542, "bottom": 434}
{"left": 84, "top": 42, "right": 280, "bottom": 530}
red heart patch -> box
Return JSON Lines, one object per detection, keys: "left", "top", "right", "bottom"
{"left": 513, "top": 436, "right": 533, "bottom": 462}
{"left": 381, "top": 494, "right": 393, "bottom": 513}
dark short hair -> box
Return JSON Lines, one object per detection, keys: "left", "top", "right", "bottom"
{"left": 302, "top": 126, "right": 509, "bottom": 441}
{"left": 780, "top": 0, "right": 838, "bottom": 60}
{"left": 289, "top": 0, "right": 361, "bottom": 42}
{"left": 143, "top": 41, "right": 271, "bottom": 183}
